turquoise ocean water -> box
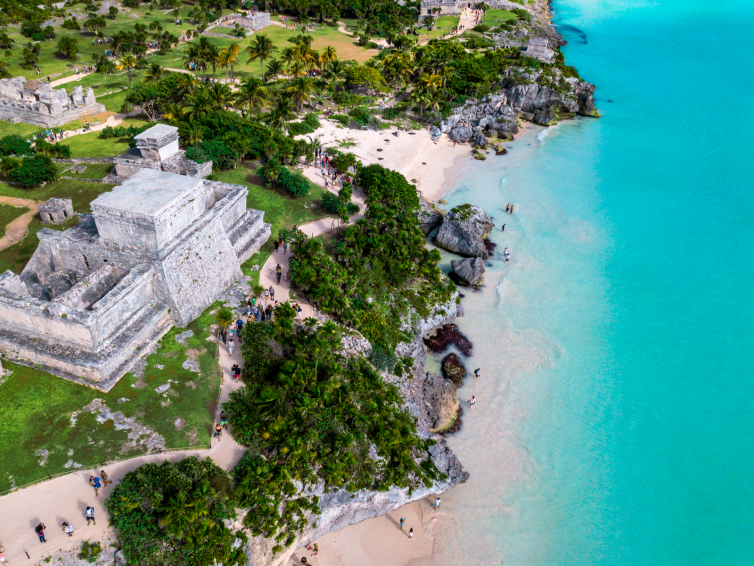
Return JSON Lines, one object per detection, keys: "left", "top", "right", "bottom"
{"left": 426, "top": 1, "right": 754, "bottom": 564}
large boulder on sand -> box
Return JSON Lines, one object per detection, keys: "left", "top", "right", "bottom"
{"left": 418, "top": 198, "right": 444, "bottom": 235}
{"left": 450, "top": 257, "right": 485, "bottom": 287}
{"left": 470, "top": 129, "right": 488, "bottom": 149}
{"left": 449, "top": 124, "right": 473, "bottom": 143}
{"left": 435, "top": 204, "right": 495, "bottom": 259}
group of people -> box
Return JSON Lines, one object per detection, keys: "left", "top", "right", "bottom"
{"left": 74, "top": 66, "right": 94, "bottom": 75}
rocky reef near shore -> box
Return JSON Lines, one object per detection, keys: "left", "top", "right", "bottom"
{"left": 435, "top": 204, "right": 496, "bottom": 259}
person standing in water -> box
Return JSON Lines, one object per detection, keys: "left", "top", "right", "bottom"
{"left": 474, "top": 368, "right": 480, "bottom": 379}
{"left": 502, "top": 224, "right": 505, "bottom": 231}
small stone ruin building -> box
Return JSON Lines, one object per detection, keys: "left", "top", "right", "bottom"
{"left": 0, "top": 168, "right": 271, "bottom": 390}
{"left": 0, "top": 77, "right": 105, "bottom": 127}
{"left": 420, "top": 0, "right": 525, "bottom": 18}
{"left": 523, "top": 37, "right": 554, "bottom": 62}
{"left": 39, "top": 198, "right": 74, "bottom": 225}
{"left": 111, "top": 124, "right": 212, "bottom": 181}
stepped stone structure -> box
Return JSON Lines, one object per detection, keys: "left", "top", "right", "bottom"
{"left": 111, "top": 124, "right": 213, "bottom": 181}
{"left": 0, "top": 77, "right": 105, "bottom": 127}
{"left": 0, "top": 168, "right": 271, "bottom": 390}
{"left": 39, "top": 198, "right": 74, "bottom": 224}
{"left": 523, "top": 37, "right": 554, "bottom": 61}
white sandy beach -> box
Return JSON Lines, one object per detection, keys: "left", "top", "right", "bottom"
{"left": 300, "top": 119, "right": 473, "bottom": 202}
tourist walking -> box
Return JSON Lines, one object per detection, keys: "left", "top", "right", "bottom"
{"left": 276, "top": 264, "right": 282, "bottom": 284}
{"left": 469, "top": 396, "right": 476, "bottom": 407}
{"left": 400, "top": 517, "right": 405, "bottom": 529}
{"left": 283, "top": 241, "right": 288, "bottom": 254}
{"left": 220, "top": 411, "right": 229, "bottom": 429}
{"left": 62, "top": 521, "right": 74, "bottom": 537}
{"left": 0, "top": 545, "right": 6, "bottom": 565}
{"left": 85, "top": 506, "right": 96, "bottom": 525}
{"left": 435, "top": 496, "right": 441, "bottom": 509}
{"left": 408, "top": 527, "right": 414, "bottom": 539}
{"left": 35, "top": 523, "right": 47, "bottom": 543}
{"left": 228, "top": 336, "right": 235, "bottom": 355}
{"left": 213, "top": 423, "right": 222, "bottom": 441}
{"left": 474, "top": 368, "right": 480, "bottom": 379}
{"left": 100, "top": 469, "right": 112, "bottom": 486}
{"left": 90, "top": 475, "right": 101, "bottom": 496}
{"left": 269, "top": 286, "right": 275, "bottom": 301}
{"left": 274, "top": 239, "right": 279, "bottom": 253}
{"left": 501, "top": 224, "right": 505, "bottom": 231}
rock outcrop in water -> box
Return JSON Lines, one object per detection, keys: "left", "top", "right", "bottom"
{"left": 442, "top": 353, "right": 467, "bottom": 387}
{"left": 450, "top": 257, "right": 486, "bottom": 287}
{"left": 423, "top": 323, "right": 473, "bottom": 357}
{"left": 418, "top": 197, "right": 444, "bottom": 235}
{"left": 435, "top": 204, "right": 495, "bottom": 259}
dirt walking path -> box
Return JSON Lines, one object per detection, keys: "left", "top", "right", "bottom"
{"left": 0, "top": 197, "right": 40, "bottom": 251}
{"left": 258, "top": 164, "right": 365, "bottom": 321}
{"left": 0, "top": 337, "right": 247, "bottom": 565}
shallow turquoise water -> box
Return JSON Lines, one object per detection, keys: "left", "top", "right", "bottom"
{"left": 430, "top": 1, "right": 754, "bottom": 564}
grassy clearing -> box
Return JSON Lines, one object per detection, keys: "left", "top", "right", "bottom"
{"left": 0, "top": 178, "right": 114, "bottom": 273}
{"left": 215, "top": 163, "right": 330, "bottom": 237}
{"left": 60, "top": 162, "right": 113, "bottom": 179}
{"left": 483, "top": 9, "right": 518, "bottom": 26}
{"left": 0, "top": 305, "right": 222, "bottom": 494}
{"left": 419, "top": 15, "right": 460, "bottom": 40}
{"left": 0, "top": 203, "right": 30, "bottom": 236}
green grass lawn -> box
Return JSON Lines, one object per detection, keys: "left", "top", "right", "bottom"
{"left": 0, "top": 178, "right": 115, "bottom": 273}
{"left": 419, "top": 15, "right": 460, "bottom": 40}
{"left": 0, "top": 305, "right": 222, "bottom": 494}
{"left": 0, "top": 203, "right": 30, "bottom": 237}
{"left": 483, "top": 9, "right": 518, "bottom": 26}
{"left": 60, "top": 162, "right": 113, "bottom": 179}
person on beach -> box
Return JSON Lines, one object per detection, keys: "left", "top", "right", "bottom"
{"left": 505, "top": 203, "right": 510, "bottom": 213}
{"left": 469, "top": 396, "right": 476, "bottom": 407}
{"left": 474, "top": 368, "right": 480, "bottom": 379}
{"left": 0, "top": 545, "right": 6, "bottom": 564}
{"left": 35, "top": 523, "right": 47, "bottom": 543}
{"left": 435, "top": 496, "right": 441, "bottom": 509}
{"left": 62, "top": 521, "right": 74, "bottom": 537}
{"left": 90, "top": 475, "right": 101, "bottom": 496}
{"left": 85, "top": 506, "right": 96, "bottom": 526}
{"left": 214, "top": 423, "right": 222, "bottom": 441}
{"left": 400, "top": 517, "right": 405, "bottom": 529}
{"left": 408, "top": 527, "right": 414, "bottom": 539}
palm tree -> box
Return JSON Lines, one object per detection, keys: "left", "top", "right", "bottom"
{"left": 184, "top": 44, "right": 202, "bottom": 72}
{"left": 264, "top": 58, "right": 283, "bottom": 82}
{"left": 144, "top": 61, "right": 163, "bottom": 82}
{"left": 323, "top": 59, "right": 346, "bottom": 88}
{"left": 267, "top": 97, "right": 295, "bottom": 131}
{"left": 245, "top": 34, "right": 277, "bottom": 73}
{"left": 321, "top": 45, "right": 337, "bottom": 65}
{"left": 117, "top": 54, "right": 138, "bottom": 88}
{"left": 204, "top": 43, "right": 221, "bottom": 79}
{"left": 162, "top": 102, "right": 184, "bottom": 121}
{"left": 207, "top": 82, "right": 232, "bottom": 109}
{"left": 184, "top": 89, "right": 213, "bottom": 120}
{"left": 234, "top": 77, "right": 268, "bottom": 117}
{"left": 217, "top": 48, "right": 232, "bottom": 81}
{"left": 285, "top": 77, "right": 313, "bottom": 111}
{"left": 287, "top": 60, "right": 306, "bottom": 78}
{"left": 177, "top": 72, "right": 199, "bottom": 97}
{"left": 411, "top": 87, "right": 432, "bottom": 118}
{"left": 226, "top": 43, "right": 240, "bottom": 80}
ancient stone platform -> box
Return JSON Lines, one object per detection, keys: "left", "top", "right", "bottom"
{"left": 0, "top": 169, "right": 270, "bottom": 390}
{"left": 0, "top": 77, "right": 105, "bottom": 127}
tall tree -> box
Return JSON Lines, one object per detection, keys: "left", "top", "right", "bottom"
{"left": 245, "top": 34, "right": 277, "bottom": 74}
{"left": 117, "top": 54, "right": 138, "bottom": 88}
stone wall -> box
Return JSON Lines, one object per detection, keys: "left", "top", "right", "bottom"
{"left": 0, "top": 78, "right": 106, "bottom": 127}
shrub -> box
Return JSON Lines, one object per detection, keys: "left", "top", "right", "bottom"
{"left": 321, "top": 192, "right": 342, "bottom": 214}
{"left": 62, "top": 17, "right": 81, "bottom": 30}
{"left": 344, "top": 65, "right": 389, "bottom": 92}
{"left": 277, "top": 168, "right": 310, "bottom": 198}
{"left": 332, "top": 92, "right": 375, "bottom": 106}
{"left": 57, "top": 36, "right": 79, "bottom": 61}
{"left": 473, "top": 24, "right": 490, "bottom": 33}
{"left": 330, "top": 151, "right": 357, "bottom": 173}
{"left": 0, "top": 135, "right": 34, "bottom": 158}
{"left": 382, "top": 106, "right": 405, "bottom": 120}
{"left": 185, "top": 139, "right": 238, "bottom": 169}
{"left": 35, "top": 139, "right": 71, "bottom": 158}
{"left": 286, "top": 112, "right": 321, "bottom": 136}
{"left": 77, "top": 541, "right": 102, "bottom": 563}
{"left": 10, "top": 154, "right": 58, "bottom": 187}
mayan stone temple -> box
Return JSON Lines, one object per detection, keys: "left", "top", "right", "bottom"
{"left": 0, "top": 169, "right": 271, "bottom": 390}
{"left": 111, "top": 124, "right": 212, "bottom": 181}
{"left": 0, "top": 77, "right": 105, "bottom": 127}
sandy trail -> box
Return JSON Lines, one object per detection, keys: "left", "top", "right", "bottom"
{"left": 0, "top": 337, "right": 246, "bottom": 565}
{"left": 0, "top": 197, "right": 40, "bottom": 251}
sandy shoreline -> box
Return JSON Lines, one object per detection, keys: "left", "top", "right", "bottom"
{"left": 298, "top": 119, "right": 473, "bottom": 202}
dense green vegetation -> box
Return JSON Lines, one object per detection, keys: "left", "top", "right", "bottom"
{"left": 289, "top": 164, "right": 453, "bottom": 352}
{"left": 105, "top": 457, "right": 247, "bottom": 566}
{"left": 225, "top": 305, "right": 441, "bottom": 551}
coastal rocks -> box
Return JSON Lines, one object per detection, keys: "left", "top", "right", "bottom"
{"left": 449, "top": 123, "right": 473, "bottom": 143}
{"left": 470, "top": 129, "right": 488, "bottom": 149}
{"left": 418, "top": 198, "right": 444, "bottom": 235}
{"left": 435, "top": 204, "right": 495, "bottom": 259}
{"left": 450, "top": 257, "right": 486, "bottom": 287}
{"left": 442, "top": 353, "right": 466, "bottom": 386}
{"left": 422, "top": 370, "right": 460, "bottom": 431}
{"left": 423, "top": 324, "right": 473, "bottom": 356}
{"left": 492, "top": 143, "right": 508, "bottom": 155}
{"left": 472, "top": 149, "right": 486, "bottom": 160}
{"left": 534, "top": 107, "right": 558, "bottom": 126}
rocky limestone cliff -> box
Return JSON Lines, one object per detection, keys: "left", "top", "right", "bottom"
{"left": 245, "top": 297, "right": 468, "bottom": 566}
{"left": 450, "top": 257, "right": 486, "bottom": 287}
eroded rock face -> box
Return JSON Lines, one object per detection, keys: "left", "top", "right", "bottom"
{"left": 450, "top": 257, "right": 486, "bottom": 287}
{"left": 435, "top": 205, "right": 495, "bottom": 259}
{"left": 422, "top": 371, "right": 459, "bottom": 431}
{"left": 534, "top": 106, "right": 558, "bottom": 126}
{"left": 442, "top": 353, "right": 466, "bottom": 387}
{"left": 418, "top": 198, "right": 444, "bottom": 235}
{"left": 449, "top": 123, "right": 473, "bottom": 143}
{"left": 470, "top": 129, "right": 489, "bottom": 149}
{"left": 423, "top": 323, "right": 473, "bottom": 356}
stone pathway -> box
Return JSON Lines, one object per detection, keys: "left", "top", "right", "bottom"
{"left": 0, "top": 197, "right": 41, "bottom": 251}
